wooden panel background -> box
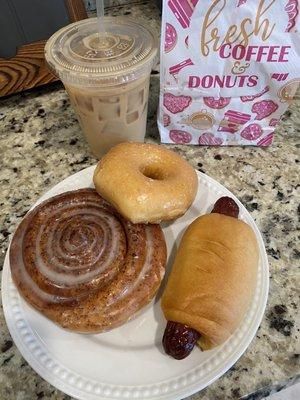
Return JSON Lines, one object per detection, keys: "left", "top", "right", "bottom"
{"left": 0, "top": 0, "right": 87, "bottom": 97}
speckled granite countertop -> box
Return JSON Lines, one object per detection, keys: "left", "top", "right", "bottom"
{"left": 0, "top": 2, "right": 299, "bottom": 400}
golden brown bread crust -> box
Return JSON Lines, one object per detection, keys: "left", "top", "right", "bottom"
{"left": 161, "top": 213, "right": 259, "bottom": 349}
{"left": 10, "top": 189, "right": 167, "bottom": 333}
{"left": 93, "top": 142, "right": 198, "bottom": 224}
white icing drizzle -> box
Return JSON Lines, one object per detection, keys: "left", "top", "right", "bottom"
{"left": 12, "top": 196, "right": 157, "bottom": 307}
{"left": 105, "top": 226, "right": 154, "bottom": 307}
{"left": 14, "top": 225, "right": 74, "bottom": 303}
{"left": 35, "top": 207, "right": 121, "bottom": 285}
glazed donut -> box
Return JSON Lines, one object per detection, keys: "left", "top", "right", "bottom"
{"left": 10, "top": 189, "right": 167, "bottom": 333}
{"left": 93, "top": 142, "right": 198, "bottom": 224}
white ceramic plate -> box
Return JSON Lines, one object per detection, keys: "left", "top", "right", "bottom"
{"left": 2, "top": 167, "right": 269, "bottom": 400}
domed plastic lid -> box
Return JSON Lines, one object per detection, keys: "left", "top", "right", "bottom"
{"left": 45, "top": 17, "right": 158, "bottom": 87}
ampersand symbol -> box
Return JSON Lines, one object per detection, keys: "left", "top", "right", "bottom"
{"left": 231, "top": 61, "right": 250, "bottom": 75}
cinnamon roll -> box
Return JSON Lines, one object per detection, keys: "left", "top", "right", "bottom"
{"left": 10, "top": 188, "right": 167, "bottom": 332}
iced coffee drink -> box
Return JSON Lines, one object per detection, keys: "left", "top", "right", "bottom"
{"left": 45, "top": 17, "right": 157, "bottom": 157}
{"left": 65, "top": 76, "right": 149, "bottom": 155}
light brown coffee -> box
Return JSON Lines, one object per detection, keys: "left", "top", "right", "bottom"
{"left": 65, "top": 76, "right": 150, "bottom": 157}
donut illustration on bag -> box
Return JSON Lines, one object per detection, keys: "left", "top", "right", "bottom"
{"left": 203, "top": 97, "right": 231, "bottom": 109}
{"left": 241, "top": 124, "right": 263, "bottom": 140}
{"left": 165, "top": 23, "right": 177, "bottom": 53}
{"left": 169, "top": 130, "right": 192, "bottom": 144}
{"left": 252, "top": 100, "right": 279, "bottom": 120}
{"left": 163, "top": 93, "right": 192, "bottom": 114}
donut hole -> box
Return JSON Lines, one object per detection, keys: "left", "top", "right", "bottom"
{"left": 141, "top": 165, "right": 166, "bottom": 181}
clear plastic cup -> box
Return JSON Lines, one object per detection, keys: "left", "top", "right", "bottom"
{"left": 45, "top": 17, "right": 158, "bottom": 157}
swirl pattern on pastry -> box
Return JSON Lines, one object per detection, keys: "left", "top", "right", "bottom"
{"left": 10, "top": 188, "right": 167, "bottom": 332}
